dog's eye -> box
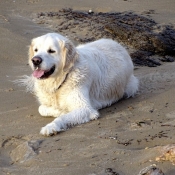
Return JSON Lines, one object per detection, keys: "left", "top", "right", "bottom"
{"left": 34, "top": 48, "right": 38, "bottom": 52}
{"left": 48, "top": 49, "right": 56, "bottom": 54}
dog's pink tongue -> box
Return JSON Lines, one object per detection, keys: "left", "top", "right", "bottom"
{"left": 32, "top": 70, "right": 44, "bottom": 78}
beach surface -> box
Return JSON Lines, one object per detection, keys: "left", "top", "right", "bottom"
{"left": 0, "top": 0, "right": 175, "bottom": 175}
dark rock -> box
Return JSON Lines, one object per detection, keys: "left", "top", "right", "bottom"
{"left": 105, "top": 168, "right": 119, "bottom": 175}
{"left": 166, "top": 56, "right": 174, "bottom": 62}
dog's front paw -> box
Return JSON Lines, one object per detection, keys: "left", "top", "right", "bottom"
{"left": 39, "top": 105, "right": 50, "bottom": 117}
{"left": 40, "top": 122, "right": 61, "bottom": 136}
{"left": 39, "top": 105, "right": 60, "bottom": 117}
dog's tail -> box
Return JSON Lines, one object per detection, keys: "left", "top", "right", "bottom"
{"left": 124, "top": 75, "right": 139, "bottom": 98}
{"left": 13, "top": 75, "right": 35, "bottom": 93}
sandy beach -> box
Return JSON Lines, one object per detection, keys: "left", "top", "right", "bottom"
{"left": 0, "top": 0, "right": 175, "bottom": 175}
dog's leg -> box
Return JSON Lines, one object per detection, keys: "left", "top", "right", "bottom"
{"left": 40, "top": 107, "right": 99, "bottom": 136}
{"left": 39, "top": 105, "right": 62, "bottom": 117}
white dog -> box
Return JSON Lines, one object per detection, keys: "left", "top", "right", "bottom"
{"left": 26, "top": 33, "right": 138, "bottom": 136}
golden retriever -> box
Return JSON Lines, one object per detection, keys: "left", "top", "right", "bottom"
{"left": 25, "top": 33, "right": 138, "bottom": 136}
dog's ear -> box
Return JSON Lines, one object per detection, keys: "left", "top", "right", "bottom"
{"left": 60, "top": 40, "right": 78, "bottom": 72}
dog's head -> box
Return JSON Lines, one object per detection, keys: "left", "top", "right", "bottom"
{"left": 29, "top": 33, "right": 78, "bottom": 79}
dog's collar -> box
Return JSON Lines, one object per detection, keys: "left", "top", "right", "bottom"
{"left": 56, "top": 72, "right": 69, "bottom": 91}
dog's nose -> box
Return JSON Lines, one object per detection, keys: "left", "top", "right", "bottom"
{"left": 32, "top": 57, "right": 42, "bottom": 66}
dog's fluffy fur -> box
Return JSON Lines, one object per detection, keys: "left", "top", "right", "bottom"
{"left": 26, "top": 33, "right": 138, "bottom": 136}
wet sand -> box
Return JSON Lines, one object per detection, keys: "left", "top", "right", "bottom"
{"left": 0, "top": 0, "right": 175, "bottom": 175}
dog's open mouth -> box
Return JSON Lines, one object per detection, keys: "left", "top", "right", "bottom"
{"left": 32, "top": 65, "right": 55, "bottom": 79}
